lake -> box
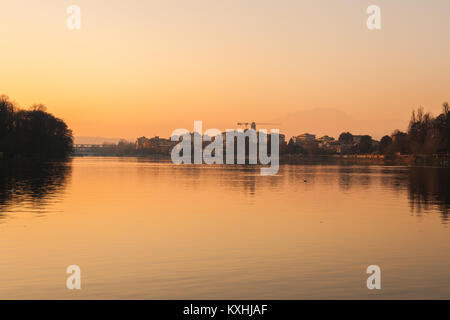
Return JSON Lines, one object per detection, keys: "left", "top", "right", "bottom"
{"left": 0, "top": 157, "right": 449, "bottom": 299}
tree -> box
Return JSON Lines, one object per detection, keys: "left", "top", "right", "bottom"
{"left": 379, "top": 135, "right": 393, "bottom": 154}
{"left": 338, "top": 132, "right": 353, "bottom": 144}
{"left": 436, "top": 102, "right": 450, "bottom": 153}
{"left": 358, "top": 135, "right": 373, "bottom": 154}
{"left": 287, "top": 138, "right": 303, "bottom": 154}
{"left": 29, "top": 104, "right": 47, "bottom": 112}
{"left": 407, "top": 103, "right": 450, "bottom": 154}
{"left": 392, "top": 130, "right": 409, "bottom": 155}
{"left": 0, "top": 95, "right": 73, "bottom": 158}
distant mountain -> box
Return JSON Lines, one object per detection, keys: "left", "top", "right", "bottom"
{"left": 276, "top": 108, "right": 405, "bottom": 140}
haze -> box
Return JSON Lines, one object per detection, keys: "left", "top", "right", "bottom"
{"left": 1, "top": 0, "right": 449, "bottom": 141}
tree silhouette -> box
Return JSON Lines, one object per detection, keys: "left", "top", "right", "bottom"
{"left": 0, "top": 95, "right": 73, "bottom": 158}
{"left": 338, "top": 132, "right": 353, "bottom": 144}
{"left": 408, "top": 103, "right": 450, "bottom": 154}
{"left": 358, "top": 135, "right": 373, "bottom": 154}
{"left": 379, "top": 135, "right": 393, "bottom": 153}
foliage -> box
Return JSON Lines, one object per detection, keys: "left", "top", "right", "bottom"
{"left": 0, "top": 95, "right": 73, "bottom": 158}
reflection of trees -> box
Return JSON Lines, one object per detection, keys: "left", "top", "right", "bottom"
{"left": 0, "top": 159, "right": 72, "bottom": 221}
{"left": 337, "top": 166, "right": 373, "bottom": 192}
{"left": 135, "top": 162, "right": 450, "bottom": 224}
{"left": 215, "top": 164, "right": 450, "bottom": 224}
{"left": 335, "top": 166, "right": 449, "bottom": 222}
{"left": 407, "top": 167, "right": 450, "bottom": 222}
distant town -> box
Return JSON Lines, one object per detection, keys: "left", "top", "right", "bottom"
{"left": 75, "top": 131, "right": 380, "bottom": 156}
{"left": 0, "top": 93, "right": 448, "bottom": 165}
{"left": 74, "top": 102, "right": 450, "bottom": 161}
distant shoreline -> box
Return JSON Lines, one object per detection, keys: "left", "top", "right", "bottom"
{"left": 69, "top": 154, "right": 450, "bottom": 168}
{"left": 281, "top": 154, "right": 450, "bottom": 167}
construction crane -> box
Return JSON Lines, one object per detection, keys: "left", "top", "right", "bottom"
{"left": 236, "top": 122, "right": 280, "bottom": 130}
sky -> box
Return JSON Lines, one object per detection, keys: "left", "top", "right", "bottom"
{"left": 1, "top": 0, "right": 449, "bottom": 142}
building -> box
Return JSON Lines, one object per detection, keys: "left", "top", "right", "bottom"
{"left": 317, "top": 135, "right": 335, "bottom": 143}
{"left": 353, "top": 135, "right": 365, "bottom": 144}
{"left": 323, "top": 140, "right": 341, "bottom": 153}
{"left": 316, "top": 135, "right": 336, "bottom": 151}
{"left": 294, "top": 133, "right": 316, "bottom": 144}
{"left": 136, "top": 136, "right": 176, "bottom": 153}
{"left": 136, "top": 137, "right": 151, "bottom": 150}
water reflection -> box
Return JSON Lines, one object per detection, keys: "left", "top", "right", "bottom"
{"left": 0, "top": 159, "right": 449, "bottom": 224}
{"left": 1, "top": 158, "right": 450, "bottom": 299}
{"left": 217, "top": 164, "right": 450, "bottom": 224}
{"left": 408, "top": 167, "right": 450, "bottom": 223}
{"left": 0, "top": 159, "right": 72, "bottom": 221}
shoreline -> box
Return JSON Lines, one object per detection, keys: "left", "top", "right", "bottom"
{"left": 70, "top": 153, "right": 450, "bottom": 168}
{"left": 281, "top": 154, "right": 450, "bottom": 167}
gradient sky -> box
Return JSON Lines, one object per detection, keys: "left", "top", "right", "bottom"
{"left": 1, "top": 0, "right": 449, "bottom": 141}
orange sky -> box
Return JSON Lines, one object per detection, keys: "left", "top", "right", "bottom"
{"left": 1, "top": 0, "right": 449, "bottom": 142}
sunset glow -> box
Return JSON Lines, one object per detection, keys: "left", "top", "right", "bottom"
{"left": 1, "top": 0, "right": 449, "bottom": 141}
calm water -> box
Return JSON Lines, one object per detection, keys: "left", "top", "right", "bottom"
{"left": 0, "top": 157, "right": 449, "bottom": 299}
